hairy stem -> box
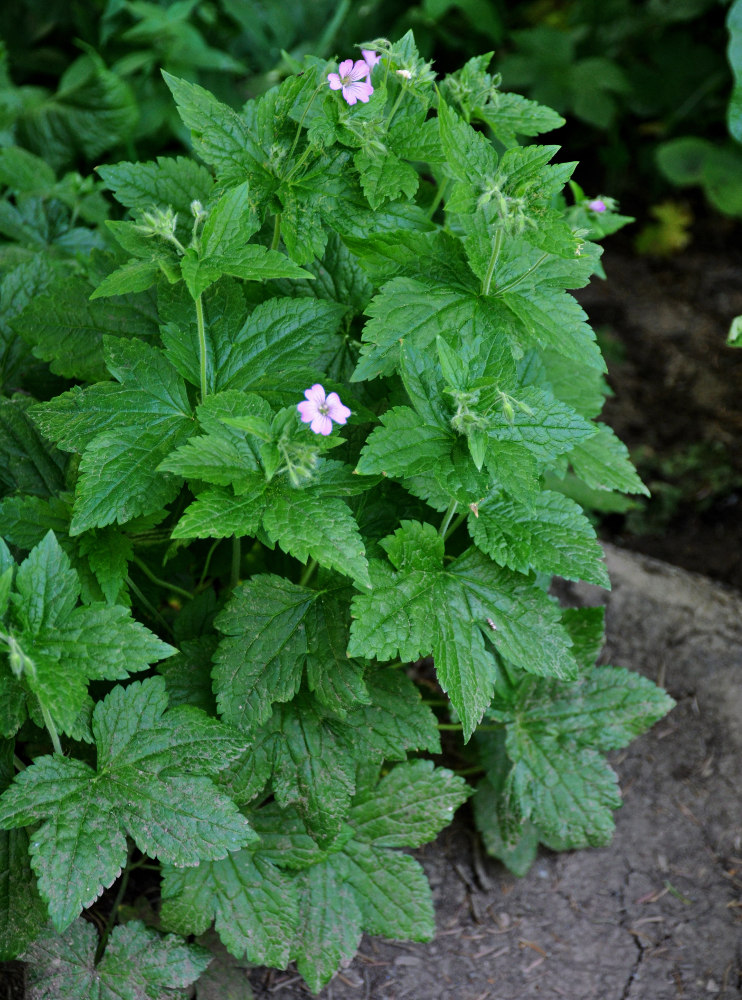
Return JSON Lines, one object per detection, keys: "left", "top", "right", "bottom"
{"left": 427, "top": 177, "right": 449, "bottom": 220}
{"left": 195, "top": 293, "right": 208, "bottom": 402}
{"left": 38, "top": 700, "right": 62, "bottom": 755}
{"left": 198, "top": 538, "right": 221, "bottom": 588}
{"left": 481, "top": 228, "right": 504, "bottom": 297}
{"left": 95, "top": 843, "right": 134, "bottom": 965}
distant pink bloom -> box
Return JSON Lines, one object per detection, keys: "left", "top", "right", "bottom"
{"left": 327, "top": 59, "right": 374, "bottom": 105}
{"left": 587, "top": 199, "right": 607, "bottom": 213}
{"left": 362, "top": 50, "right": 380, "bottom": 74}
{"left": 297, "top": 384, "right": 351, "bottom": 436}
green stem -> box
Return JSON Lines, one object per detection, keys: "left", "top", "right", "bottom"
{"left": 438, "top": 500, "right": 458, "bottom": 537}
{"left": 198, "top": 539, "right": 221, "bottom": 588}
{"left": 13, "top": 755, "right": 25, "bottom": 771}
{"left": 195, "top": 293, "right": 208, "bottom": 402}
{"left": 270, "top": 213, "right": 282, "bottom": 251}
{"left": 38, "top": 700, "right": 62, "bottom": 755}
{"left": 495, "top": 253, "right": 549, "bottom": 297}
{"left": 131, "top": 556, "right": 193, "bottom": 602}
{"left": 437, "top": 723, "right": 501, "bottom": 731}
{"left": 127, "top": 576, "right": 173, "bottom": 637}
{"left": 285, "top": 83, "right": 325, "bottom": 167}
{"left": 230, "top": 535, "right": 241, "bottom": 591}
{"left": 427, "top": 177, "right": 448, "bottom": 220}
{"left": 388, "top": 85, "right": 407, "bottom": 125}
{"left": 299, "top": 558, "right": 318, "bottom": 587}
{"left": 95, "top": 844, "right": 134, "bottom": 965}
{"left": 481, "top": 228, "right": 504, "bottom": 297}
{"left": 444, "top": 511, "right": 467, "bottom": 542}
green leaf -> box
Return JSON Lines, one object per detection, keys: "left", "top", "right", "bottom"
{"left": 0, "top": 677, "right": 253, "bottom": 929}
{"left": 3, "top": 531, "right": 173, "bottom": 737}
{"left": 568, "top": 423, "right": 649, "bottom": 495}
{"left": 0, "top": 255, "right": 55, "bottom": 392}
{"left": 356, "top": 406, "right": 452, "bottom": 478}
{"left": 22, "top": 918, "right": 210, "bottom": 1000}
{"left": 0, "top": 396, "right": 67, "bottom": 499}
{"left": 161, "top": 851, "right": 298, "bottom": 968}
{"left": 162, "top": 71, "right": 272, "bottom": 190}
{"left": 98, "top": 156, "right": 215, "bottom": 217}
{"left": 213, "top": 575, "right": 316, "bottom": 733}
{"left": 354, "top": 150, "right": 419, "bottom": 210}
{"left": 348, "top": 759, "right": 469, "bottom": 848}
{"left": 487, "top": 387, "right": 597, "bottom": 464}
{"left": 0, "top": 740, "right": 47, "bottom": 960}
{"left": 262, "top": 486, "right": 370, "bottom": 588}
{"left": 502, "top": 287, "right": 605, "bottom": 373}
{"left": 469, "top": 490, "right": 609, "bottom": 586}
{"left": 32, "top": 338, "right": 194, "bottom": 533}
{"left": 476, "top": 91, "right": 565, "bottom": 147}
{"left": 349, "top": 521, "right": 578, "bottom": 738}
{"left": 12, "top": 272, "right": 159, "bottom": 382}
{"left": 217, "top": 297, "right": 347, "bottom": 393}
{"left": 89, "top": 259, "right": 163, "bottom": 299}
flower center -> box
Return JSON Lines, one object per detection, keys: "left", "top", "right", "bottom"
{"left": 319, "top": 403, "right": 329, "bottom": 415}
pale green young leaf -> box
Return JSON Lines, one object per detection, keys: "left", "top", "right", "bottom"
{"left": 201, "top": 181, "right": 259, "bottom": 257}
{"left": 90, "top": 259, "right": 163, "bottom": 299}
{"left": 438, "top": 96, "right": 499, "bottom": 186}
{"left": 568, "top": 423, "right": 649, "bottom": 495}
{"left": 22, "top": 918, "right": 210, "bottom": 1000}
{"left": 469, "top": 489, "right": 610, "bottom": 587}
{"left": 476, "top": 91, "right": 565, "bottom": 147}
{"left": 98, "top": 156, "right": 215, "bottom": 217}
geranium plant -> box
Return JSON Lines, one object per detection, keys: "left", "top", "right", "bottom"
{"left": 0, "top": 33, "right": 673, "bottom": 996}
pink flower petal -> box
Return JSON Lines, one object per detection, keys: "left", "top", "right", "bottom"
{"left": 348, "top": 60, "right": 371, "bottom": 82}
{"left": 327, "top": 73, "right": 342, "bottom": 90}
{"left": 297, "top": 400, "right": 316, "bottom": 423}
{"left": 343, "top": 81, "right": 373, "bottom": 104}
{"left": 362, "top": 50, "right": 380, "bottom": 69}
{"left": 304, "top": 384, "right": 326, "bottom": 405}
{"left": 310, "top": 413, "right": 333, "bottom": 436}
{"left": 325, "top": 393, "right": 351, "bottom": 424}
{"left": 337, "top": 59, "right": 354, "bottom": 77}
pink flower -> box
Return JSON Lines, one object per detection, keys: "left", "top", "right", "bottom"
{"left": 362, "top": 49, "right": 380, "bottom": 74}
{"left": 587, "top": 199, "right": 607, "bottom": 213}
{"left": 297, "top": 384, "right": 351, "bottom": 436}
{"left": 327, "top": 59, "right": 374, "bottom": 105}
